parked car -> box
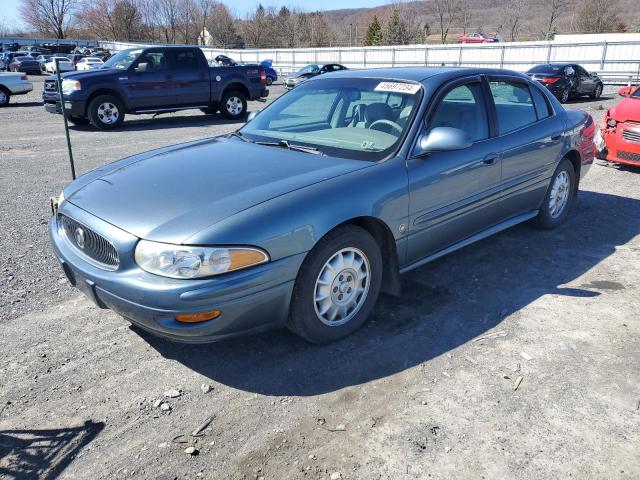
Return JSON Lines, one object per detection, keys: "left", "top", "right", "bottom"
{"left": 1, "top": 52, "right": 27, "bottom": 70}
{"left": 8, "top": 56, "right": 41, "bottom": 74}
{"left": 456, "top": 32, "right": 499, "bottom": 43}
{"left": 42, "top": 46, "right": 269, "bottom": 129}
{"left": 260, "top": 59, "right": 278, "bottom": 85}
{"left": 35, "top": 54, "right": 55, "bottom": 72}
{"left": 0, "top": 72, "right": 33, "bottom": 106}
{"left": 595, "top": 84, "right": 640, "bottom": 167}
{"left": 75, "top": 57, "right": 104, "bottom": 71}
{"left": 284, "top": 63, "right": 347, "bottom": 89}
{"left": 49, "top": 67, "right": 594, "bottom": 344}
{"left": 526, "top": 63, "right": 603, "bottom": 103}
{"left": 44, "top": 56, "right": 74, "bottom": 73}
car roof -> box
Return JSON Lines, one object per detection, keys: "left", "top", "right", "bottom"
{"left": 321, "top": 67, "right": 529, "bottom": 83}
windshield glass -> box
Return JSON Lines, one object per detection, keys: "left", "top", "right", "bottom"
{"left": 240, "top": 78, "right": 422, "bottom": 161}
{"left": 632, "top": 87, "right": 640, "bottom": 98}
{"left": 102, "top": 48, "right": 142, "bottom": 70}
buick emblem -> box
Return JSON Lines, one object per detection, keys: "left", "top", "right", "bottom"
{"left": 74, "top": 227, "right": 86, "bottom": 249}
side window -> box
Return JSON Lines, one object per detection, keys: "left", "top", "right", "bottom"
{"left": 489, "top": 80, "right": 538, "bottom": 134}
{"left": 174, "top": 50, "right": 200, "bottom": 69}
{"left": 135, "top": 51, "right": 168, "bottom": 72}
{"left": 530, "top": 85, "right": 552, "bottom": 120}
{"left": 428, "top": 83, "right": 488, "bottom": 142}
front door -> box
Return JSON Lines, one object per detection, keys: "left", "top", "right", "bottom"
{"left": 406, "top": 78, "right": 503, "bottom": 264}
{"left": 122, "top": 49, "right": 177, "bottom": 110}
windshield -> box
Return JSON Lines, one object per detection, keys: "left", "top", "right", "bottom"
{"left": 102, "top": 48, "right": 142, "bottom": 70}
{"left": 239, "top": 78, "right": 422, "bottom": 161}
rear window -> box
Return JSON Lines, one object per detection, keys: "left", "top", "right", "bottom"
{"left": 528, "top": 64, "right": 562, "bottom": 74}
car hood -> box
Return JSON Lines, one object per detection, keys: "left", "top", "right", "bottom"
{"left": 66, "top": 137, "right": 370, "bottom": 244}
{"left": 609, "top": 98, "right": 640, "bottom": 123}
{"left": 61, "top": 68, "right": 120, "bottom": 80}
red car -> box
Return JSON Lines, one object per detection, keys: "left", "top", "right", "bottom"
{"left": 456, "top": 33, "right": 499, "bottom": 43}
{"left": 595, "top": 85, "right": 640, "bottom": 166}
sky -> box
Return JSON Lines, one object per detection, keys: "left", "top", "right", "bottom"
{"left": 2, "top": 0, "right": 391, "bottom": 30}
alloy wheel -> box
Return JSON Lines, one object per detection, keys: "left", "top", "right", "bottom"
{"left": 313, "top": 247, "right": 371, "bottom": 327}
{"left": 97, "top": 102, "right": 119, "bottom": 125}
{"left": 548, "top": 170, "right": 570, "bottom": 218}
{"left": 225, "top": 96, "right": 243, "bottom": 116}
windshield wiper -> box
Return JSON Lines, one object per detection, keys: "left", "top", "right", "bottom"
{"left": 226, "top": 131, "right": 252, "bottom": 143}
{"left": 253, "top": 139, "right": 324, "bottom": 155}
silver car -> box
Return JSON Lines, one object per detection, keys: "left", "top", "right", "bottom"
{"left": 0, "top": 72, "right": 33, "bottom": 106}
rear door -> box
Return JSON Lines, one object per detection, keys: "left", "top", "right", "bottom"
{"left": 406, "top": 77, "right": 503, "bottom": 263}
{"left": 168, "top": 49, "right": 211, "bottom": 107}
{"left": 574, "top": 64, "right": 596, "bottom": 95}
{"left": 486, "top": 76, "right": 565, "bottom": 220}
{"left": 121, "top": 49, "right": 177, "bottom": 110}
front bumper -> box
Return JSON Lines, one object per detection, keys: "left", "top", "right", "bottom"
{"left": 49, "top": 202, "right": 305, "bottom": 343}
{"left": 43, "top": 94, "right": 86, "bottom": 116}
{"left": 596, "top": 125, "right": 640, "bottom": 167}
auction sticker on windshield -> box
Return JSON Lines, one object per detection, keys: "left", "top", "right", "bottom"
{"left": 374, "top": 82, "right": 421, "bottom": 94}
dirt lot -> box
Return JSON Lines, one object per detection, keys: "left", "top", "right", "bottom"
{"left": 1, "top": 77, "right": 639, "bottom": 480}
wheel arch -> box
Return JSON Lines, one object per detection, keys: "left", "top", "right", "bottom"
{"left": 85, "top": 88, "right": 127, "bottom": 115}
{"left": 563, "top": 149, "right": 581, "bottom": 194}
{"left": 221, "top": 82, "right": 250, "bottom": 100}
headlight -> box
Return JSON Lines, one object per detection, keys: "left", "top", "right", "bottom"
{"left": 61, "top": 79, "right": 81, "bottom": 94}
{"left": 58, "top": 190, "right": 65, "bottom": 205}
{"left": 134, "top": 240, "right": 269, "bottom": 279}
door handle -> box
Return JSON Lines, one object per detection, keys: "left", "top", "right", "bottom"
{"left": 483, "top": 155, "right": 498, "bottom": 166}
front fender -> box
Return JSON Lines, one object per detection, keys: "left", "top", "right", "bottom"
{"left": 185, "top": 157, "right": 410, "bottom": 263}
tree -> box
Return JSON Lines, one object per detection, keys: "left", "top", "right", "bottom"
{"left": 383, "top": 9, "right": 410, "bottom": 45}
{"left": 431, "top": 0, "right": 460, "bottom": 44}
{"left": 364, "top": 15, "right": 383, "bottom": 46}
{"left": 503, "top": 0, "right": 526, "bottom": 41}
{"left": 542, "top": 0, "right": 569, "bottom": 40}
{"left": 196, "top": 0, "right": 214, "bottom": 45}
{"left": 206, "top": 2, "right": 240, "bottom": 47}
{"left": 19, "top": 0, "right": 80, "bottom": 38}
{"left": 242, "top": 4, "right": 267, "bottom": 47}
{"left": 575, "top": 0, "right": 625, "bottom": 33}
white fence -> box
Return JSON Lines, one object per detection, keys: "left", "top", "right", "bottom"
{"left": 98, "top": 39, "right": 640, "bottom": 84}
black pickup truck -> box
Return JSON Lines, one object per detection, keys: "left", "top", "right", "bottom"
{"left": 42, "top": 46, "right": 268, "bottom": 130}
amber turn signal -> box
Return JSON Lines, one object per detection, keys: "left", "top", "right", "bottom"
{"left": 175, "top": 310, "right": 221, "bottom": 323}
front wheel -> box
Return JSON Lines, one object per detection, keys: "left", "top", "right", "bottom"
{"left": 88, "top": 94, "right": 125, "bottom": 130}
{"left": 220, "top": 90, "right": 247, "bottom": 120}
{"left": 288, "top": 225, "right": 383, "bottom": 344}
{"left": 559, "top": 87, "right": 570, "bottom": 103}
{"left": 590, "top": 83, "right": 603, "bottom": 99}
{"left": 532, "top": 159, "right": 576, "bottom": 230}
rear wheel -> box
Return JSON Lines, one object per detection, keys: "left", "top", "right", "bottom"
{"left": 532, "top": 159, "right": 576, "bottom": 230}
{"left": 220, "top": 90, "right": 247, "bottom": 120}
{"left": 266, "top": 75, "right": 274, "bottom": 86}
{"left": 0, "top": 88, "right": 10, "bottom": 106}
{"left": 288, "top": 225, "right": 383, "bottom": 344}
{"left": 88, "top": 94, "right": 125, "bottom": 130}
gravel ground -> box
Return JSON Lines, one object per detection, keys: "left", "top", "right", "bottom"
{"left": 0, "top": 78, "right": 639, "bottom": 479}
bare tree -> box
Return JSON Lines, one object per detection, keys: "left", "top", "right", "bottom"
{"left": 431, "top": 0, "right": 461, "bottom": 44}
{"left": 19, "top": 0, "right": 80, "bottom": 38}
{"left": 206, "top": 2, "right": 240, "bottom": 47}
{"left": 542, "top": 0, "right": 570, "bottom": 39}
{"left": 574, "top": 0, "right": 625, "bottom": 33}
{"left": 154, "top": 0, "right": 179, "bottom": 43}
{"left": 196, "top": 0, "right": 214, "bottom": 45}
{"left": 503, "top": 0, "right": 526, "bottom": 41}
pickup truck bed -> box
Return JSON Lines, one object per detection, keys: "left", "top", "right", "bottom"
{"left": 42, "top": 46, "right": 268, "bottom": 130}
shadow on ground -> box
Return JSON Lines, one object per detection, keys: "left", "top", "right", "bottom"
{"left": 0, "top": 420, "right": 104, "bottom": 480}
{"left": 68, "top": 112, "right": 245, "bottom": 133}
{"left": 136, "top": 190, "right": 640, "bottom": 397}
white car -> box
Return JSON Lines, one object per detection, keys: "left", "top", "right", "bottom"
{"left": 0, "top": 72, "right": 33, "bottom": 106}
{"left": 75, "top": 57, "right": 104, "bottom": 71}
{"left": 44, "top": 57, "right": 74, "bottom": 73}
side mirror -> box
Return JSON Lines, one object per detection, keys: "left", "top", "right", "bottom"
{"left": 416, "top": 127, "right": 472, "bottom": 155}
{"left": 618, "top": 86, "right": 632, "bottom": 97}
{"left": 135, "top": 62, "right": 148, "bottom": 73}
{"left": 247, "top": 110, "right": 261, "bottom": 122}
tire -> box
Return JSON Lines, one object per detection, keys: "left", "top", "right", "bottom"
{"left": 266, "top": 75, "right": 273, "bottom": 86}
{"left": 590, "top": 83, "right": 603, "bottom": 99}
{"left": 288, "top": 225, "right": 383, "bottom": 344}
{"left": 200, "top": 104, "right": 219, "bottom": 115}
{"left": 559, "top": 87, "right": 570, "bottom": 104}
{"left": 66, "top": 115, "right": 90, "bottom": 126}
{"left": 220, "top": 90, "right": 247, "bottom": 120}
{"left": 532, "top": 158, "right": 576, "bottom": 230}
{"left": 88, "top": 94, "right": 125, "bottom": 130}
{"left": 0, "top": 88, "right": 10, "bottom": 106}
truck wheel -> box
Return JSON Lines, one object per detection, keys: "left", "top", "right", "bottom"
{"left": 0, "top": 88, "right": 10, "bottom": 106}
{"left": 88, "top": 94, "right": 125, "bottom": 130}
{"left": 220, "top": 90, "right": 247, "bottom": 120}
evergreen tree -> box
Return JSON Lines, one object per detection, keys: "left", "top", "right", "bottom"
{"left": 382, "top": 10, "right": 409, "bottom": 46}
{"left": 364, "top": 15, "right": 383, "bottom": 46}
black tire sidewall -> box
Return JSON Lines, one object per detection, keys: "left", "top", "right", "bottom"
{"left": 266, "top": 76, "right": 273, "bottom": 86}
{"left": 289, "top": 225, "right": 383, "bottom": 344}
{"left": 0, "top": 89, "right": 10, "bottom": 106}
{"left": 89, "top": 94, "right": 124, "bottom": 130}
{"left": 535, "top": 159, "right": 576, "bottom": 229}
{"left": 220, "top": 90, "right": 247, "bottom": 119}
{"left": 560, "top": 88, "right": 570, "bottom": 103}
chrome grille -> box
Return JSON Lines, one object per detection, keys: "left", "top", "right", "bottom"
{"left": 44, "top": 79, "right": 57, "bottom": 91}
{"left": 622, "top": 129, "right": 640, "bottom": 143}
{"left": 617, "top": 151, "right": 640, "bottom": 163}
{"left": 60, "top": 215, "right": 120, "bottom": 268}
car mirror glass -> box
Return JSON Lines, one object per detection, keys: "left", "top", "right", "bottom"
{"left": 416, "top": 127, "right": 472, "bottom": 155}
